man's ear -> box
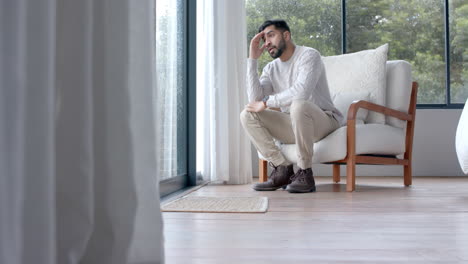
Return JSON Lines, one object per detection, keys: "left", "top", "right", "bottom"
{"left": 283, "top": 31, "right": 291, "bottom": 41}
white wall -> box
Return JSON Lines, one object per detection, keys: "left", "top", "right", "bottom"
{"left": 251, "top": 109, "right": 466, "bottom": 177}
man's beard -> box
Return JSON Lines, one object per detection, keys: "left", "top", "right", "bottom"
{"left": 269, "top": 37, "right": 286, "bottom": 59}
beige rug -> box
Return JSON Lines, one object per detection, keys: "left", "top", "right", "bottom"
{"left": 161, "top": 196, "right": 268, "bottom": 213}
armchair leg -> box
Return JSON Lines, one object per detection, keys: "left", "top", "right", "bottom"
{"left": 404, "top": 163, "right": 412, "bottom": 186}
{"left": 346, "top": 159, "right": 356, "bottom": 192}
{"left": 259, "top": 159, "right": 268, "bottom": 183}
{"left": 333, "top": 164, "right": 340, "bottom": 183}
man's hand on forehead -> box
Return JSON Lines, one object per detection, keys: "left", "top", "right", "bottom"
{"left": 258, "top": 31, "right": 265, "bottom": 39}
{"left": 249, "top": 32, "right": 267, "bottom": 59}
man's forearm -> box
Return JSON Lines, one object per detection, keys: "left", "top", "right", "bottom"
{"left": 246, "top": 58, "right": 265, "bottom": 102}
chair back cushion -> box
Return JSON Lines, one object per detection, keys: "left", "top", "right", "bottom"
{"left": 385, "top": 60, "right": 412, "bottom": 128}
{"left": 332, "top": 91, "right": 370, "bottom": 124}
{"left": 323, "top": 44, "right": 388, "bottom": 124}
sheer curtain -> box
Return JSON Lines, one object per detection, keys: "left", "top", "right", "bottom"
{"left": 197, "top": 0, "right": 253, "bottom": 184}
{"left": 0, "top": 1, "right": 164, "bottom": 264}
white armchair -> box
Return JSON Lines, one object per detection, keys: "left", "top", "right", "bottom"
{"left": 258, "top": 45, "right": 418, "bottom": 192}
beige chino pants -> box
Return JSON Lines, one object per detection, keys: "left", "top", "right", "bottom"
{"left": 240, "top": 100, "right": 340, "bottom": 169}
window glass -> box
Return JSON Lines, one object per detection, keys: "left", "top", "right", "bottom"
{"left": 347, "top": 0, "right": 446, "bottom": 104}
{"left": 156, "top": 0, "right": 187, "bottom": 181}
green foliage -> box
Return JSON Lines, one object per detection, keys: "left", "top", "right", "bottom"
{"left": 246, "top": 0, "right": 468, "bottom": 104}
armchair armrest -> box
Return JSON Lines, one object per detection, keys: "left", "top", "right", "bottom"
{"left": 347, "top": 100, "right": 412, "bottom": 122}
{"left": 330, "top": 82, "right": 418, "bottom": 191}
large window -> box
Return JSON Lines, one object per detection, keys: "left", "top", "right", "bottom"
{"left": 156, "top": 0, "right": 196, "bottom": 196}
{"left": 156, "top": 0, "right": 186, "bottom": 181}
{"left": 246, "top": 0, "right": 467, "bottom": 107}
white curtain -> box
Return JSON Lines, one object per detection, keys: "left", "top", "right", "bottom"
{"left": 197, "top": 0, "right": 253, "bottom": 184}
{"left": 0, "top": 1, "right": 164, "bottom": 264}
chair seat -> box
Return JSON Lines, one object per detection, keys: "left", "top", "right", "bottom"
{"left": 258, "top": 124, "right": 406, "bottom": 164}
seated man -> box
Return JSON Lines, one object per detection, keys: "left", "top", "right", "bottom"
{"left": 240, "top": 19, "right": 343, "bottom": 193}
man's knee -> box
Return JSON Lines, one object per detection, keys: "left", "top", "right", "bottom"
{"left": 240, "top": 108, "right": 255, "bottom": 125}
{"left": 290, "top": 100, "right": 309, "bottom": 116}
{"left": 290, "top": 100, "right": 321, "bottom": 120}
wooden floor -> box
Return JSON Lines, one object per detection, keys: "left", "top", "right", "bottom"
{"left": 163, "top": 177, "right": 468, "bottom": 264}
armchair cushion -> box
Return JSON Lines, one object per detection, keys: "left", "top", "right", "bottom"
{"left": 385, "top": 60, "right": 413, "bottom": 128}
{"left": 323, "top": 44, "right": 388, "bottom": 124}
{"left": 332, "top": 91, "right": 370, "bottom": 125}
{"left": 259, "top": 124, "right": 405, "bottom": 164}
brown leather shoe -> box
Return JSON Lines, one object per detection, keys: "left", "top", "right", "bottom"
{"left": 286, "top": 168, "right": 316, "bottom": 193}
{"left": 252, "top": 163, "right": 294, "bottom": 191}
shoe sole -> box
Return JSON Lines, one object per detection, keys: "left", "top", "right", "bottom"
{"left": 252, "top": 185, "right": 288, "bottom": 191}
{"left": 286, "top": 186, "right": 316, "bottom": 193}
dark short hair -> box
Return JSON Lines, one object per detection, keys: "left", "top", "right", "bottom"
{"left": 258, "top": 19, "right": 291, "bottom": 33}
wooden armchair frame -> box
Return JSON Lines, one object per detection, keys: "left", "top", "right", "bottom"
{"left": 259, "top": 82, "right": 418, "bottom": 192}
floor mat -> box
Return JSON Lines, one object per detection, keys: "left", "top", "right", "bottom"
{"left": 161, "top": 196, "right": 268, "bottom": 213}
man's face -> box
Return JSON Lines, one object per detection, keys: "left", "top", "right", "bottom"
{"left": 262, "top": 25, "right": 287, "bottom": 59}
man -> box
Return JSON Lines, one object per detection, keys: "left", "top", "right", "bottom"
{"left": 240, "top": 19, "right": 343, "bottom": 193}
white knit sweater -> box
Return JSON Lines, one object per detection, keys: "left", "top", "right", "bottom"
{"left": 247, "top": 45, "right": 343, "bottom": 125}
